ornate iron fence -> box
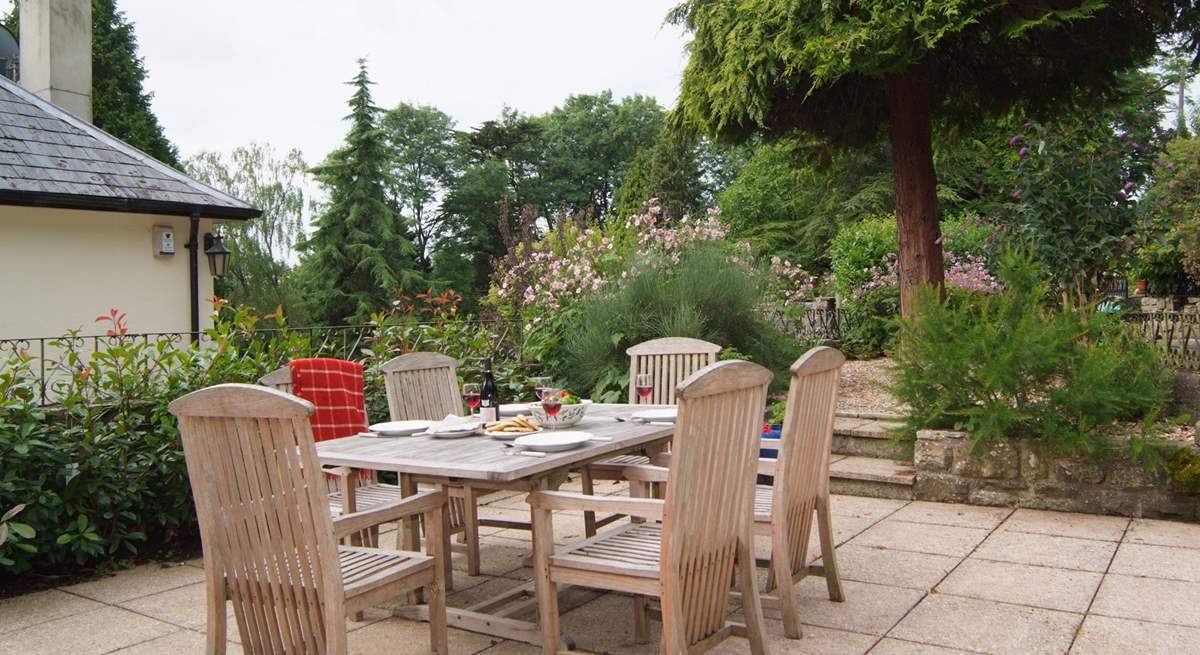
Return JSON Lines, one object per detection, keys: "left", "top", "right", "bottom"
{"left": 1125, "top": 311, "right": 1200, "bottom": 370}
{"left": 0, "top": 322, "right": 527, "bottom": 406}
{"left": 764, "top": 305, "right": 850, "bottom": 343}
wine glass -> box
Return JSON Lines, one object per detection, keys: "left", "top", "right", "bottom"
{"left": 634, "top": 373, "right": 654, "bottom": 403}
{"left": 541, "top": 387, "right": 563, "bottom": 418}
{"left": 462, "top": 383, "right": 481, "bottom": 414}
{"left": 531, "top": 376, "right": 553, "bottom": 401}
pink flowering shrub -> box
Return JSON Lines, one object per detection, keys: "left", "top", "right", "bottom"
{"left": 490, "top": 198, "right": 816, "bottom": 318}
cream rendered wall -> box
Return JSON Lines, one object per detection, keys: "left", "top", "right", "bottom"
{"left": 0, "top": 205, "right": 218, "bottom": 340}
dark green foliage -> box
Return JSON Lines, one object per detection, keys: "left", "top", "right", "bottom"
{"left": 5, "top": 0, "right": 180, "bottom": 166}
{"left": 554, "top": 244, "right": 802, "bottom": 400}
{"left": 719, "top": 139, "right": 893, "bottom": 273}
{"left": 0, "top": 304, "right": 533, "bottom": 577}
{"left": 614, "top": 129, "right": 709, "bottom": 221}
{"left": 890, "top": 250, "right": 1171, "bottom": 456}
{"left": 382, "top": 103, "right": 460, "bottom": 273}
{"left": 299, "top": 60, "right": 424, "bottom": 324}
{"left": 671, "top": 0, "right": 1190, "bottom": 146}
{"left": 541, "top": 92, "right": 663, "bottom": 220}
{"left": 1135, "top": 137, "right": 1200, "bottom": 293}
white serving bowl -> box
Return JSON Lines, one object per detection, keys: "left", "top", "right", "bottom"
{"left": 530, "top": 400, "right": 590, "bottom": 429}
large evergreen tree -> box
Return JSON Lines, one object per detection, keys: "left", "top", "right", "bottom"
{"left": 4, "top": 0, "right": 180, "bottom": 165}
{"left": 671, "top": 0, "right": 1199, "bottom": 315}
{"left": 299, "top": 59, "right": 423, "bottom": 325}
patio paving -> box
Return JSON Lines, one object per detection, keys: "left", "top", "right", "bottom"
{"left": 1, "top": 483, "right": 1198, "bottom": 655}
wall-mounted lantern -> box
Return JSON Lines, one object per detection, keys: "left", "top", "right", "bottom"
{"left": 203, "top": 232, "right": 231, "bottom": 279}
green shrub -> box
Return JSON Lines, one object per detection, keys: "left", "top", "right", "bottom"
{"left": 890, "top": 249, "right": 1171, "bottom": 455}
{"left": 554, "top": 244, "right": 802, "bottom": 400}
{"left": 829, "top": 216, "right": 897, "bottom": 299}
{"left": 0, "top": 301, "right": 534, "bottom": 578}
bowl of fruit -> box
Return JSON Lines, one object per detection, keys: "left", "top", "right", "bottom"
{"left": 531, "top": 390, "right": 590, "bottom": 429}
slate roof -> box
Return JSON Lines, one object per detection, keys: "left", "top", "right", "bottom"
{"left": 0, "top": 75, "right": 259, "bottom": 220}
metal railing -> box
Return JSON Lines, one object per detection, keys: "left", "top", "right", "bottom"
{"left": 1126, "top": 311, "right": 1200, "bottom": 370}
{"left": 0, "top": 322, "right": 523, "bottom": 406}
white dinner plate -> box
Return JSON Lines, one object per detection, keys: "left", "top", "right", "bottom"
{"left": 369, "top": 420, "right": 434, "bottom": 436}
{"left": 499, "top": 403, "right": 536, "bottom": 417}
{"left": 484, "top": 427, "right": 544, "bottom": 441}
{"left": 631, "top": 408, "right": 678, "bottom": 423}
{"left": 513, "top": 431, "right": 594, "bottom": 452}
{"left": 420, "top": 427, "right": 479, "bottom": 439}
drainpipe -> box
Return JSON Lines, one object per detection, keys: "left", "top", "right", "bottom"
{"left": 188, "top": 211, "right": 200, "bottom": 343}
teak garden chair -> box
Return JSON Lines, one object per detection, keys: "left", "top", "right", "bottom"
{"left": 528, "top": 360, "right": 774, "bottom": 655}
{"left": 751, "top": 347, "right": 847, "bottom": 638}
{"left": 379, "top": 352, "right": 487, "bottom": 578}
{"left": 580, "top": 336, "right": 722, "bottom": 537}
{"left": 169, "top": 383, "right": 448, "bottom": 655}
{"left": 259, "top": 364, "right": 397, "bottom": 534}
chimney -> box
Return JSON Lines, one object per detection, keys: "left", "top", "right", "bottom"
{"left": 19, "top": 0, "right": 92, "bottom": 122}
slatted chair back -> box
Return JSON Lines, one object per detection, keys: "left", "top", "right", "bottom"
{"left": 626, "top": 337, "right": 722, "bottom": 405}
{"left": 380, "top": 352, "right": 463, "bottom": 421}
{"left": 772, "top": 346, "right": 845, "bottom": 578}
{"left": 169, "top": 383, "right": 344, "bottom": 652}
{"left": 258, "top": 365, "right": 294, "bottom": 394}
{"left": 660, "top": 360, "right": 772, "bottom": 651}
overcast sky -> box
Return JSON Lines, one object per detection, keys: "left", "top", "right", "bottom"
{"left": 58, "top": 0, "right": 691, "bottom": 166}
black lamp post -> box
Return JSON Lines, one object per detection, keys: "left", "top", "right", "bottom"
{"left": 204, "top": 232, "right": 232, "bottom": 279}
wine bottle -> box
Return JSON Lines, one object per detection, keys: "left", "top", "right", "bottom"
{"left": 479, "top": 358, "right": 500, "bottom": 422}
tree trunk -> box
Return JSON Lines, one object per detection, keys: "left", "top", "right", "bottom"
{"left": 886, "top": 63, "right": 944, "bottom": 316}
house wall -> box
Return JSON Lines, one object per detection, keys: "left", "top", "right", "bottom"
{"left": 0, "top": 205, "right": 219, "bottom": 340}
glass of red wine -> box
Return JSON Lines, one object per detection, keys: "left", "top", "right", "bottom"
{"left": 541, "top": 388, "right": 563, "bottom": 418}
{"left": 462, "top": 383, "right": 481, "bottom": 414}
{"left": 531, "top": 376, "right": 553, "bottom": 401}
{"left": 635, "top": 373, "right": 654, "bottom": 403}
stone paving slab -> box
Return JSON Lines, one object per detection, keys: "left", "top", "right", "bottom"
{"left": 848, "top": 518, "right": 990, "bottom": 557}
{"left": 1071, "top": 615, "right": 1200, "bottom": 655}
{"left": 1090, "top": 573, "right": 1200, "bottom": 628}
{"left": 890, "top": 594, "right": 1082, "bottom": 655}
{"left": 1124, "top": 517, "right": 1200, "bottom": 549}
{"left": 3, "top": 494, "right": 1200, "bottom": 654}
{"left": 936, "top": 558, "right": 1103, "bottom": 614}
{"left": 972, "top": 529, "right": 1118, "bottom": 572}
{"left": 1000, "top": 508, "right": 1129, "bottom": 542}
{"left": 1108, "top": 541, "right": 1200, "bottom": 582}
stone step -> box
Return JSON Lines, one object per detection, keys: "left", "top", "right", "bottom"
{"left": 832, "top": 415, "right": 908, "bottom": 459}
{"left": 829, "top": 455, "right": 916, "bottom": 500}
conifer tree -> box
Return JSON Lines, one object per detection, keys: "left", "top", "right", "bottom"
{"left": 299, "top": 59, "right": 423, "bottom": 325}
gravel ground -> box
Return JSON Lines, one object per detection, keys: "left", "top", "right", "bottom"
{"left": 838, "top": 357, "right": 906, "bottom": 416}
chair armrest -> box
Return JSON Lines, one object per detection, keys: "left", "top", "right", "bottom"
{"left": 649, "top": 452, "right": 672, "bottom": 468}
{"left": 760, "top": 437, "right": 781, "bottom": 450}
{"left": 527, "top": 490, "right": 664, "bottom": 521}
{"left": 332, "top": 489, "right": 445, "bottom": 539}
{"left": 758, "top": 458, "right": 777, "bottom": 476}
{"left": 621, "top": 464, "right": 670, "bottom": 483}
{"left": 322, "top": 466, "right": 353, "bottom": 478}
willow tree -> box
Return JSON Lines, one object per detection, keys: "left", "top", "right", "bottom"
{"left": 672, "top": 1, "right": 1197, "bottom": 314}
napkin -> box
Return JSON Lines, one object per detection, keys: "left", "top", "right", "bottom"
{"left": 427, "top": 414, "right": 482, "bottom": 434}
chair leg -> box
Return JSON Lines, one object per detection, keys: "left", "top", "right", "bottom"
{"left": 531, "top": 506, "right": 560, "bottom": 653}
{"left": 817, "top": 495, "right": 844, "bottom": 602}
{"left": 463, "top": 487, "right": 481, "bottom": 577}
{"left": 633, "top": 595, "right": 650, "bottom": 644}
{"left": 205, "top": 576, "right": 226, "bottom": 655}
{"left": 580, "top": 468, "right": 597, "bottom": 537}
{"left": 737, "top": 536, "right": 769, "bottom": 655}
{"left": 427, "top": 501, "right": 450, "bottom": 655}
{"left": 771, "top": 538, "right": 802, "bottom": 639}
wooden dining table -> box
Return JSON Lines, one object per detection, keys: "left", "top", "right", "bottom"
{"left": 314, "top": 403, "right": 675, "bottom": 646}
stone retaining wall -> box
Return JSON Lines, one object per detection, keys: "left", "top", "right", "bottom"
{"left": 914, "top": 430, "right": 1200, "bottom": 521}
